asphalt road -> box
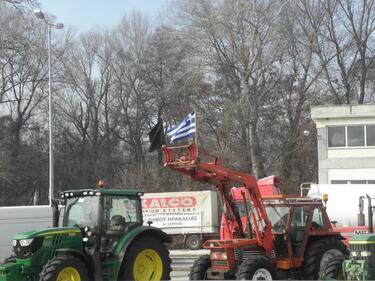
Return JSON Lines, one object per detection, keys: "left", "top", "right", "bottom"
{"left": 170, "top": 249, "right": 209, "bottom": 281}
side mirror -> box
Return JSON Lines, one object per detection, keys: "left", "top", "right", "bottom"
{"left": 147, "top": 220, "right": 153, "bottom": 227}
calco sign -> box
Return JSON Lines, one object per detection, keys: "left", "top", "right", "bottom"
{"left": 142, "top": 195, "right": 202, "bottom": 228}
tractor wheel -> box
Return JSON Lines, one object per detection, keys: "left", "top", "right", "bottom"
{"left": 302, "top": 238, "right": 348, "bottom": 280}
{"left": 39, "top": 254, "right": 89, "bottom": 281}
{"left": 319, "top": 254, "right": 346, "bottom": 280}
{"left": 186, "top": 235, "right": 202, "bottom": 250}
{"left": 236, "top": 256, "right": 277, "bottom": 280}
{"left": 121, "top": 237, "right": 171, "bottom": 281}
{"left": 189, "top": 254, "right": 211, "bottom": 280}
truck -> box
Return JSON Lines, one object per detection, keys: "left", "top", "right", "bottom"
{"left": 142, "top": 190, "right": 220, "bottom": 250}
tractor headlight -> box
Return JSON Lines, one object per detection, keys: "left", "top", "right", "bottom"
{"left": 19, "top": 239, "right": 33, "bottom": 247}
{"left": 361, "top": 251, "right": 372, "bottom": 257}
{"left": 351, "top": 251, "right": 358, "bottom": 257}
{"left": 12, "top": 240, "right": 17, "bottom": 247}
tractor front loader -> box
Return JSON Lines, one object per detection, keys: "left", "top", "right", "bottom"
{"left": 0, "top": 184, "right": 171, "bottom": 281}
{"left": 163, "top": 144, "right": 348, "bottom": 280}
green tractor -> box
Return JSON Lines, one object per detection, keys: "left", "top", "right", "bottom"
{"left": 0, "top": 186, "right": 171, "bottom": 281}
{"left": 321, "top": 195, "right": 375, "bottom": 280}
{"left": 321, "top": 234, "right": 375, "bottom": 280}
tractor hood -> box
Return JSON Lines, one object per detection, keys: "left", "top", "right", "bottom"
{"left": 13, "top": 227, "right": 81, "bottom": 240}
{"left": 349, "top": 234, "right": 375, "bottom": 244}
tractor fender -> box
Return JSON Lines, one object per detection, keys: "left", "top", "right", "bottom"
{"left": 114, "top": 226, "right": 171, "bottom": 277}
{"left": 55, "top": 249, "right": 94, "bottom": 279}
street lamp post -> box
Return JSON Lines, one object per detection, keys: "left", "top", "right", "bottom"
{"left": 33, "top": 9, "right": 64, "bottom": 206}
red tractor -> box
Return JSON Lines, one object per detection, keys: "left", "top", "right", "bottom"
{"left": 163, "top": 144, "right": 348, "bottom": 280}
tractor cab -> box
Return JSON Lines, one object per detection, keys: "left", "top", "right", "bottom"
{"left": 62, "top": 189, "right": 144, "bottom": 255}
{"left": 262, "top": 196, "right": 334, "bottom": 263}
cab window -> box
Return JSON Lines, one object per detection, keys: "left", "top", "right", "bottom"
{"left": 312, "top": 207, "right": 325, "bottom": 229}
{"left": 290, "top": 206, "right": 309, "bottom": 257}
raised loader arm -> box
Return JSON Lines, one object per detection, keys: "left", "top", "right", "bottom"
{"left": 162, "top": 144, "right": 274, "bottom": 253}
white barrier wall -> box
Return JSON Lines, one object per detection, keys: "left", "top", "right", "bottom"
{"left": 0, "top": 206, "right": 51, "bottom": 262}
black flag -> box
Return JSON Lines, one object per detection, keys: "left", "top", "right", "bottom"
{"left": 148, "top": 119, "right": 165, "bottom": 152}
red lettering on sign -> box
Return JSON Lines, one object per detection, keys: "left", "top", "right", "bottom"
{"left": 142, "top": 197, "right": 197, "bottom": 209}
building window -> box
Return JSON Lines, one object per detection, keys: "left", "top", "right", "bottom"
{"left": 347, "top": 126, "right": 365, "bottom": 147}
{"left": 331, "top": 180, "right": 348, "bottom": 184}
{"left": 328, "top": 125, "right": 375, "bottom": 147}
{"left": 331, "top": 180, "right": 374, "bottom": 184}
{"left": 350, "top": 180, "right": 367, "bottom": 184}
{"left": 328, "top": 127, "right": 346, "bottom": 147}
{"left": 367, "top": 125, "right": 375, "bottom": 146}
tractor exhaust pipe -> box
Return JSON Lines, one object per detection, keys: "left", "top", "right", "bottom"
{"left": 52, "top": 199, "right": 60, "bottom": 227}
{"left": 366, "top": 194, "right": 373, "bottom": 233}
{"left": 358, "top": 196, "right": 365, "bottom": 226}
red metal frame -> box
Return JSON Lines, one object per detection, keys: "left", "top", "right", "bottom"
{"left": 163, "top": 144, "right": 273, "bottom": 252}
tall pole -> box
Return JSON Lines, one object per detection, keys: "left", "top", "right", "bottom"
{"left": 33, "top": 9, "right": 63, "bottom": 207}
{"left": 48, "top": 25, "right": 54, "bottom": 206}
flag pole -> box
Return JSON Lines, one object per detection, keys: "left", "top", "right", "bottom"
{"left": 194, "top": 109, "right": 198, "bottom": 160}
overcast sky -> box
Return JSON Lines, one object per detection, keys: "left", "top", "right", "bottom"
{"left": 38, "top": 0, "right": 169, "bottom": 33}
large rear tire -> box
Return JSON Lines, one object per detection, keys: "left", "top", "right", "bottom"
{"left": 236, "top": 256, "right": 277, "bottom": 280}
{"left": 39, "top": 254, "right": 89, "bottom": 281}
{"left": 302, "top": 238, "right": 348, "bottom": 280}
{"left": 319, "top": 254, "right": 346, "bottom": 280}
{"left": 121, "top": 237, "right": 171, "bottom": 281}
{"left": 189, "top": 254, "right": 211, "bottom": 280}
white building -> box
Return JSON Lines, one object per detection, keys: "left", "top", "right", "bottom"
{"left": 311, "top": 104, "right": 375, "bottom": 184}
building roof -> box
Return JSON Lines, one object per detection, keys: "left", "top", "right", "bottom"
{"left": 311, "top": 104, "right": 375, "bottom": 120}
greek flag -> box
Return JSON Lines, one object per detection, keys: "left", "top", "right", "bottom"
{"left": 166, "top": 111, "right": 196, "bottom": 143}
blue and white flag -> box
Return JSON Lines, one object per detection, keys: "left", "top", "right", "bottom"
{"left": 166, "top": 111, "right": 196, "bottom": 143}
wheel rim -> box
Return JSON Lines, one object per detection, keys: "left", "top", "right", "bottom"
{"left": 57, "top": 267, "right": 81, "bottom": 281}
{"left": 189, "top": 238, "right": 198, "bottom": 248}
{"left": 252, "top": 268, "right": 272, "bottom": 280}
{"left": 320, "top": 249, "right": 342, "bottom": 271}
{"left": 133, "top": 249, "right": 163, "bottom": 281}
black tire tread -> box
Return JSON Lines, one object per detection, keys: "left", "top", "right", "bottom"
{"left": 189, "top": 254, "right": 211, "bottom": 280}
{"left": 39, "top": 254, "right": 89, "bottom": 281}
{"left": 302, "top": 238, "right": 348, "bottom": 280}
{"left": 320, "top": 254, "right": 346, "bottom": 280}
{"left": 236, "top": 256, "right": 277, "bottom": 280}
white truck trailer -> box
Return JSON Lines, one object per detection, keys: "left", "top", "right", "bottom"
{"left": 0, "top": 205, "right": 52, "bottom": 262}
{"left": 142, "top": 190, "right": 220, "bottom": 250}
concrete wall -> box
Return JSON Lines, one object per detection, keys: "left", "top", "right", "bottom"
{"left": 0, "top": 206, "right": 51, "bottom": 262}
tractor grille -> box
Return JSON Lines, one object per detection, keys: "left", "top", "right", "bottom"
{"left": 212, "top": 260, "right": 229, "bottom": 267}
{"left": 51, "top": 235, "right": 63, "bottom": 258}
{"left": 234, "top": 248, "right": 265, "bottom": 262}
{"left": 14, "top": 237, "right": 44, "bottom": 259}
{"left": 350, "top": 243, "right": 375, "bottom": 267}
